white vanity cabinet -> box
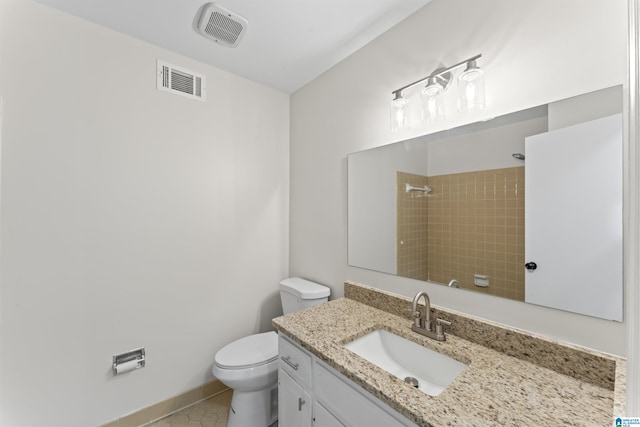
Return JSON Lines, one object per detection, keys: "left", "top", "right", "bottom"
{"left": 313, "top": 360, "right": 416, "bottom": 426}
{"left": 278, "top": 334, "right": 418, "bottom": 427}
{"left": 278, "top": 335, "right": 313, "bottom": 427}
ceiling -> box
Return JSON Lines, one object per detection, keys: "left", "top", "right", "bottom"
{"left": 33, "top": 0, "right": 432, "bottom": 93}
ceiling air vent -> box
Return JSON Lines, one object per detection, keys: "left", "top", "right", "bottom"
{"left": 156, "top": 61, "right": 206, "bottom": 101}
{"left": 196, "top": 3, "right": 248, "bottom": 48}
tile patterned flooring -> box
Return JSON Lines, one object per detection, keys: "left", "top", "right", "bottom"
{"left": 146, "top": 390, "right": 232, "bottom": 427}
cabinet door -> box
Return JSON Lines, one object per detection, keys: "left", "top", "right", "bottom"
{"left": 278, "top": 368, "right": 312, "bottom": 427}
{"left": 313, "top": 401, "right": 344, "bottom": 427}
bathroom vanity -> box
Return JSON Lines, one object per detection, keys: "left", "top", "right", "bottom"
{"left": 279, "top": 333, "right": 417, "bottom": 426}
{"left": 272, "top": 281, "right": 626, "bottom": 427}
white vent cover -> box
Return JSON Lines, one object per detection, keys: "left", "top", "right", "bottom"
{"left": 196, "top": 3, "right": 248, "bottom": 48}
{"left": 156, "top": 61, "right": 206, "bottom": 101}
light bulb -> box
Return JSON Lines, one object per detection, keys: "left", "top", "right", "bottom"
{"left": 457, "top": 60, "right": 485, "bottom": 112}
{"left": 421, "top": 77, "right": 444, "bottom": 123}
{"left": 390, "top": 93, "right": 410, "bottom": 131}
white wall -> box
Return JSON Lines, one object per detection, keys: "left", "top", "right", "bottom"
{"left": 290, "top": 0, "right": 627, "bottom": 355}
{"left": 347, "top": 141, "right": 430, "bottom": 274}
{"left": 549, "top": 85, "right": 623, "bottom": 130}
{"left": 426, "top": 109, "right": 547, "bottom": 175}
{"left": 0, "top": 2, "right": 289, "bottom": 426}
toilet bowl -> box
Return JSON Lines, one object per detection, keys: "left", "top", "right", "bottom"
{"left": 212, "top": 332, "right": 279, "bottom": 427}
{"left": 212, "top": 277, "right": 330, "bottom": 427}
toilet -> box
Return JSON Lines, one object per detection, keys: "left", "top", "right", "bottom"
{"left": 212, "top": 277, "right": 330, "bottom": 427}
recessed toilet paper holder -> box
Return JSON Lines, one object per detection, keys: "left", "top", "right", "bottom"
{"left": 112, "top": 347, "right": 145, "bottom": 375}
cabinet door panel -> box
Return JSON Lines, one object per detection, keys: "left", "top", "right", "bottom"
{"left": 278, "top": 368, "right": 312, "bottom": 427}
{"left": 313, "top": 401, "right": 344, "bottom": 427}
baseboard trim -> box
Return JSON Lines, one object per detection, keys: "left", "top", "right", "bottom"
{"left": 100, "top": 379, "right": 229, "bottom": 427}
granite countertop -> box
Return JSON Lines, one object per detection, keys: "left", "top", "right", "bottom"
{"left": 272, "top": 282, "right": 625, "bottom": 427}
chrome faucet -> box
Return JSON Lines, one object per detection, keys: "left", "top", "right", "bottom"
{"left": 411, "top": 291, "right": 432, "bottom": 332}
{"left": 411, "top": 290, "right": 451, "bottom": 341}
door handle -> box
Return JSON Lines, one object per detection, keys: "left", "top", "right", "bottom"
{"left": 525, "top": 262, "right": 538, "bottom": 271}
{"left": 298, "top": 397, "right": 306, "bottom": 411}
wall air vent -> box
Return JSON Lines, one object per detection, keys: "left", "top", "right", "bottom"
{"left": 156, "top": 60, "right": 206, "bottom": 101}
{"left": 196, "top": 3, "right": 248, "bottom": 48}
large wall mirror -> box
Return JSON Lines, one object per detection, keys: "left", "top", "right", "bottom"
{"left": 348, "top": 85, "right": 623, "bottom": 321}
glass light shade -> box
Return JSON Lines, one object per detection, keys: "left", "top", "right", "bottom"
{"left": 390, "top": 95, "right": 410, "bottom": 131}
{"left": 457, "top": 62, "right": 485, "bottom": 113}
{"left": 421, "top": 78, "right": 444, "bottom": 123}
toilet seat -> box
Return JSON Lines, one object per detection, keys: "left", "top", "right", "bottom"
{"left": 215, "top": 331, "right": 278, "bottom": 369}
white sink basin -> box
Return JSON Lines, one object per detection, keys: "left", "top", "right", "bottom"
{"left": 344, "top": 329, "right": 467, "bottom": 396}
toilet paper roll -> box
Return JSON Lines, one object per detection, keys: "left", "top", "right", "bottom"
{"left": 115, "top": 359, "right": 140, "bottom": 375}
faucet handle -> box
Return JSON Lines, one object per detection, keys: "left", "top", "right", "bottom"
{"left": 435, "top": 318, "right": 452, "bottom": 340}
{"left": 408, "top": 309, "right": 423, "bottom": 328}
{"left": 405, "top": 307, "right": 423, "bottom": 327}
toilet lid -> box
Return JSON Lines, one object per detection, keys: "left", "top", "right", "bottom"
{"left": 215, "top": 331, "right": 278, "bottom": 369}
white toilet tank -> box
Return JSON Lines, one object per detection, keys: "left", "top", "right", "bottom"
{"left": 280, "top": 277, "right": 330, "bottom": 314}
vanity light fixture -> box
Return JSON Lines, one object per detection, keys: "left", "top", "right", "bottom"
{"left": 390, "top": 54, "right": 485, "bottom": 131}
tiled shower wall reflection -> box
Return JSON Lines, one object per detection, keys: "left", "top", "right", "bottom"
{"left": 397, "top": 167, "right": 525, "bottom": 301}
{"left": 397, "top": 172, "right": 430, "bottom": 280}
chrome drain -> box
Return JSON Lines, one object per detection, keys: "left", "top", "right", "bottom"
{"left": 404, "top": 376, "right": 419, "bottom": 388}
